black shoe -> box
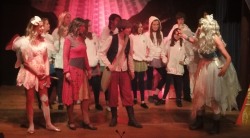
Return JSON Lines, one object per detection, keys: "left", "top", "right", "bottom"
{"left": 133, "top": 99, "right": 138, "bottom": 104}
{"left": 58, "top": 105, "right": 64, "bottom": 110}
{"left": 155, "top": 99, "right": 165, "bottom": 105}
{"left": 110, "top": 107, "right": 117, "bottom": 127}
{"left": 128, "top": 120, "right": 143, "bottom": 128}
{"left": 148, "top": 96, "right": 154, "bottom": 103}
{"left": 126, "top": 106, "right": 143, "bottom": 128}
{"left": 140, "top": 103, "right": 149, "bottom": 109}
{"left": 183, "top": 97, "right": 192, "bottom": 102}
{"left": 67, "top": 122, "right": 76, "bottom": 130}
{"left": 81, "top": 122, "right": 97, "bottom": 130}
{"left": 208, "top": 120, "right": 220, "bottom": 134}
{"left": 152, "top": 95, "right": 159, "bottom": 102}
{"left": 95, "top": 104, "right": 103, "bottom": 111}
{"left": 189, "top": 115, "right": 204, "bottom": 130}
{"left": 176, "top": 100, "right": 183, "bottom": 107}
{"left": 109, "top": 118, "right": 117, "bottom": 127}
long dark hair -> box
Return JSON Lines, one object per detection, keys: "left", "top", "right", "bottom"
{"left": 131, "top": 22, "right": 142, "bottom": 35}
{"left": 84, "top": 19, "right": 93, "bottom": 40}
{"left": 170, "top": 28, "right": 183, "bottom": 47}
{"left": 150, "top": 20, "right": 162, "bottom": 46}
{"left": 108, "top": 13, "right": 121, "bottom": 30}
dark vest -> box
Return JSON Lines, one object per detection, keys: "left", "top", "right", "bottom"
{"left": 106, "top": 34, "right": 130, "bottom": 64}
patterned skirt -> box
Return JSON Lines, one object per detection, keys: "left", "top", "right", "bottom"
{"left": 62, "top": 65, "right": 90, "bottom": 105}
{"left": 133, "top": 60, "right": 148, "bottom": 72}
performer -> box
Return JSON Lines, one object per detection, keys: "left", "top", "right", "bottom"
{"left": 99, "top": 19, "right": 142, "bottom": 128}
{"left": 185, "top": 14, "right": 241, "bottom": 134}
{"left": 99, "top": 13, "right": 121, "bottom": 111}
{"left": 144, "top": 16, "right": 167, "bottom": 103}
{"left": 85, "top": 19, "right": 103, "bottom": 111}
{"left": 165, "top": 12, "right": 196, "bottom": 102}
{"left": 130, "top": 22, "right": 150, "bottom": 109}
{"left": 63, "top": 17, "right": 97, "bottom": 130}
{"left": 12, "top": 16, "right": 60, "bottom": 134}
{"left": 156, "top": 28, "right": 190, "bottom": 107}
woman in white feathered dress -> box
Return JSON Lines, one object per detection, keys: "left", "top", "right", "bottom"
{"left": 185, "top": 14, "right": 241, "bottom": 134}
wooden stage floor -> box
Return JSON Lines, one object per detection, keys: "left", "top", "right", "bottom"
{"left": 0, "top": 85, "right": 249, "bottom": 138}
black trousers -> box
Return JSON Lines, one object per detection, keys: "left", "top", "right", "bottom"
{"left": 131, "top": 71, "right": 145, "bottom": 101}
{"left": 162, "top": 74, "right": 183, "bottom": 101}
{"left": 89, "top": 75, "right": 101, "bottom": 104}
{"left": 146, "top": 66, "right": 167, "bottom": 90}
{"left": 183, "top": 65, "right": 191, "bottom": 99}
{"left": 55, "top": 68, "right": 64, "bottom": 104}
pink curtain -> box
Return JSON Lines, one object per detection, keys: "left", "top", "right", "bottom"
{"left": 54, "top": 0, "right": 149, "bottom": 36}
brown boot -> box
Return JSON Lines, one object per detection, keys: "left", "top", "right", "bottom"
{"left": 126, "top": 106, "right": 142, "bottom": 128}
{"left": 208, "top": 119, "right": 220, "bottom": 134}
{"left": 189, "top": 115, "right": 204, "bottom": 130}
{"left": 109, "top": 107, "right": 117, "bottom": 127}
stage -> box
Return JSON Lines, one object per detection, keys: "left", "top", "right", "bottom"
{"left": 0, "top": 85, "right": 249, "bottom": 138}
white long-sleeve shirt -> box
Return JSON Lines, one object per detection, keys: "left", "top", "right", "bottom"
{"left": 85, "top": 33, "right": 100, "bottom": 67}
{"left": 165, "top": 40, "right": 190, "bottom": 75}
{"left": 164, "top": 23, "right": 195, "bottom": 61}
{"left": 144, "top": 32, "right": 166, "bottom": 61}
{"left": 100, "top": 26, "right": 119, "bottom": 43}
{"left": 130, "top": 34, "right": 149, "bottom": 61}
{"left": 43, "top": 33, "right": 56, "bottom": 62}
{"left": 99, "top": 35, "right": 134, "bottom": 72}
{"left": 98, "top": 26, "right": 119, "bottom": 66}
{"left": 54, "top": 38, "right": 65, "bottom": 69}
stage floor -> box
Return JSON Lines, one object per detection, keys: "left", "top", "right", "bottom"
{"left": 0, "top": 85, "right": 249, "bottom": 138}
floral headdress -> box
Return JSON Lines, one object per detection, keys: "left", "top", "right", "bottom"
{"left": 31, "top": 16, "right": 42, "bottom": 25}
{"left": 199, "top": 14, "right": 219, "bottom": 35}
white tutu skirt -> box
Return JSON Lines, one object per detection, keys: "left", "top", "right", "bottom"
{"left": 192, "top": 56, "right": 241, "bottom": 116}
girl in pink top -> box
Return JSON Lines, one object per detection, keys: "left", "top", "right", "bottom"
{"left": 63, "top": 17, "right": 97, "bottom": 130}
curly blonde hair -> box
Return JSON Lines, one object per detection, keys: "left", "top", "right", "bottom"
{"left": 197, "top": 14, "right": 224, "bottom": 54}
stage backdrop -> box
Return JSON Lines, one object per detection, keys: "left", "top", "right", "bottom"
{"left": 32, "top": 0, "right": 150, "bottom": 36}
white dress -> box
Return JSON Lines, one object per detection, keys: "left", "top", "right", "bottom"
{"left": 192, "top": 39, "right": 241, "bottom": 116}
{"left": 13, "top": 36, "right": 50, "bottom": 91}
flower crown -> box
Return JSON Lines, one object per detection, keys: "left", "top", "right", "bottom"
{"left": 31, "top": 16, "right": 42, "bottom": 25}
{"left": 199, "top": 14, "right": 219, "bottom": 32}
